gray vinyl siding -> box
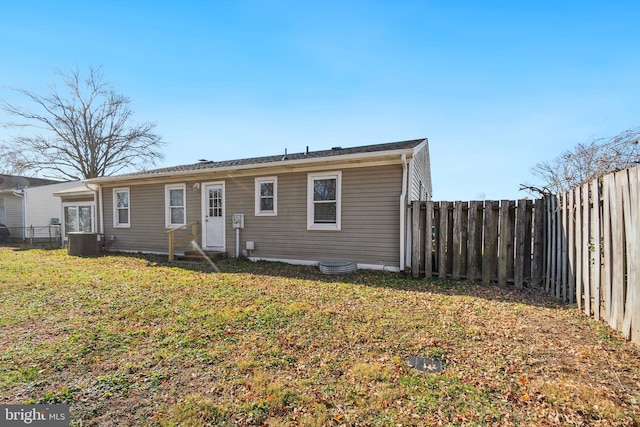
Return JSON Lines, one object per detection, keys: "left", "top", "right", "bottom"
{"left": 103, "top": 182, "right": 203, "bottom": 254}
{"left": 410, "top": 143, "right": 431, "bottom": 201}
{"left": 228, "top": 165, "right": 402, "bottom": 268}
{"left": 101, "top": 164, "right": 403, "bottom": 268}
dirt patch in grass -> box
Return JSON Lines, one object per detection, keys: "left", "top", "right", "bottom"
{"left": 1, "top": 247, "right": 639, "bottom": 426}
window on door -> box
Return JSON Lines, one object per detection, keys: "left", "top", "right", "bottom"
{"left": 64, "top": 204, "right": 94, "bottom": 236}
{"left": 208, "top": 187, "right": 223, "bottom": 218}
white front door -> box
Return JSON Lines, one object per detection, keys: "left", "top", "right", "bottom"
{"left": 202, "top": 182, "right": 225, "bottom": 250}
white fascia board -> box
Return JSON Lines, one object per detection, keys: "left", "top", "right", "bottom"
{"left": 83, "top": 146, "right": 420, "bottom": 186}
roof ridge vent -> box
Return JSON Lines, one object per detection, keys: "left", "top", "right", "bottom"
{"left": 331, "top": 146, "right": 342, "bottom": 151}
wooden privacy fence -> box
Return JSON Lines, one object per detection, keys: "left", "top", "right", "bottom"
{"left": 410, "top": 198, "right": 546, "bottom": 288}
{"left": 410, "top": 165, "right": 640, "bottom": 345}
{"left": 545, "top": 165, "right": 640, "bottom": 345}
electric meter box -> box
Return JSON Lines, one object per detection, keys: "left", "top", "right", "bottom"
{"left": 232, "top": 213, "right": 244, "bottom": 229}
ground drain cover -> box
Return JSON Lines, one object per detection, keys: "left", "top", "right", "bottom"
{"left": 406, "top": 355, "right": 443, "bottom": 373}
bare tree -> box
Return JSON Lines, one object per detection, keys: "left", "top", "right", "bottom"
{"left": 523, "top": 127, "right": 640, "bottom": 196}
{"left": 0, "top": 66, "right": 164, "bottom": 180}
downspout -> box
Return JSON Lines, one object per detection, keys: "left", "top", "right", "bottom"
{"left": 399, "top": 154, "right": 408, "bottom": 270}
{"left": 13, "top": 189, "right": 26, "bottom": 240}
{"left": 98, "top": 185, "right": 104, "bottom": 235}
{"left": 87, "top": 183, "right": 104, "bottom": 235}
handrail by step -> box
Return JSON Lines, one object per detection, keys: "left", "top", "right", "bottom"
{"left": 167, "top": 221, "right": 199, "bottom": 262}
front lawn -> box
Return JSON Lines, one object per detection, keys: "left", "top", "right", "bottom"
{"left": 0, "top": 247, "right": 639, "bottom": 426}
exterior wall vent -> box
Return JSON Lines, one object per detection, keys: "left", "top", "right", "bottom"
{"left": 318, "top": 260, "right": 357, "bottom": 274}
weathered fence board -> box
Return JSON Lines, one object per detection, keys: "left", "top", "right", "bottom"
{"left": 482, "top": 201, "right": 499, "bottom": 284}
{"left": 424, "top": 201, "right": 434, "bottom": 278}
{"left": 467, "top": 201, "right": 483, "bottom": 281}
{"left": 601, "top": 174, "right": 612, "bottom": 325}
{"left": 591, "top": 178, "right": 601, "bottom": 321}
{"left": 532, "top": 198, "right": 545, "bottom": 287}
{"left": 555, "top": 165, "right": 639, "bottom": 345}
{"left": 412, "top": 198, "right": 541, "bottom": 287}
{"left": 581, "top": 181, "right": 591, "bottom": 316}
{"left": 574, "top": 186, "right": 583, "bottom": 310}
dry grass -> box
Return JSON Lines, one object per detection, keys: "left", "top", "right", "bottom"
{"left": 0, "top": 246, "right": 639, "bottom": 426}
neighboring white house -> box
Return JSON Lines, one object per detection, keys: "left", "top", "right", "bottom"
{"left": 0, "top": 175, "right": 96, "bottom": 242}
{"left": 0, "top": 175, "right": 60, "bottom": 241}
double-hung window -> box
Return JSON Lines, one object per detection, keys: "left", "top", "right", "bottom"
{"left": 307, "top": 171, "right": 341, "bottom": 230}
{"left": 165, "top": 184, "right": 186, "bottom": 227}
{"left": 113, "top": 188, "right": 130, "bottom": 228}
{"left": 255, "top": 177, "right": 277, "bottom": 216}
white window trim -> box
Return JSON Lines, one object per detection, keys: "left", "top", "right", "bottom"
{"left": 165, "top": 184, "right": 187, "bottom": 228}
{"left": 62, "top": 201, "right": 96, "bottom": 238}
{"left": 255, "top": 176, "right": 278, "bottom": 216}
{"left": 113, "top": 187, "right": 130, "bottom": 228}
{"left": 307, "top": 171, "right": 342, "bottom": 231}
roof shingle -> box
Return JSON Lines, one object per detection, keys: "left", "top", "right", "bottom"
{"left": 119, "top": 138, "right": 426, "bottom": 178}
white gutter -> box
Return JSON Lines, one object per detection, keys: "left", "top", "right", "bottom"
{"left": 399, "top": 154, "right": 408, "bottom": 270}
{"left": 98, "top": 185, "right": 104, "bottom": 235}
{"left": 86, "top": 184, "right": 103, "bottom": 235}
{"left": 13, "top": 189, "right": 26, "bottom": 240}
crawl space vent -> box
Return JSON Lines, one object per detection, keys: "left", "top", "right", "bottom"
{"left": 318, "top": 261, "right": 357, "bottom": 275}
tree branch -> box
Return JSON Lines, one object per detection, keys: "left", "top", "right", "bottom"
{"left": 0, "top": 66, "right": 165, "bottom": 179}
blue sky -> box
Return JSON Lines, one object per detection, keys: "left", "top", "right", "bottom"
{"left": 1, "top": 1, "right": 639, "bottom": 200}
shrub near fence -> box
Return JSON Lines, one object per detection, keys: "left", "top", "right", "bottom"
{"left": 410, "top": 198, "right": 546, "bottom": 289}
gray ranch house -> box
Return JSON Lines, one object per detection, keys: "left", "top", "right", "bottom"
{"left": 84, "top": 138, "right": 431, "bottom": 272}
